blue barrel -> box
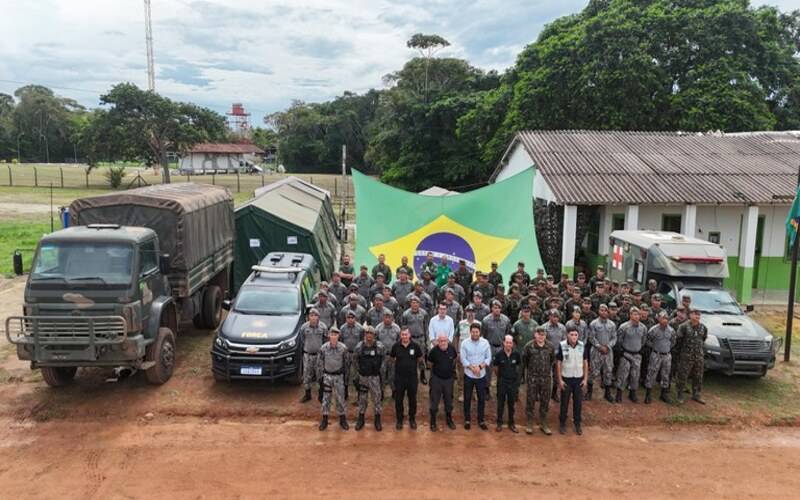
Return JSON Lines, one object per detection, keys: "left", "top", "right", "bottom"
{"left": 61, "top": 207, "right": 70, "bottom": 228}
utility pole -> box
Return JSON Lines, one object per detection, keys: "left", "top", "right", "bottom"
{"left": 144, "top": 0, "right": 155, "bottom": 91}
{"left": 785, "top": 163, "right": 800, "bottom": 362}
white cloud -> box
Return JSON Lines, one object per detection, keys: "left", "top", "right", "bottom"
{"left": 0, "top": 0, "right": 795, "bottom": 123}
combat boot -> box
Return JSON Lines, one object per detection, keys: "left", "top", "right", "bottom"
{"left": 525, "top": 417, "right": 534, "bottom": 435}
{"left": 604, "top": 386, "right": 614, "bottom": 403}
{"left": 660, "top": 387, "right": 673, "bottom": 404}
{"left": 676, "top": 387, "right": 687, "bottom": 405}
{"left": 409, "top": 416, "right": 417, "bottom": 430}
{"left": 430, "top": 412, "right": 438, "bottom": 432}
{"left": 629, "top": 389, "right": 638, "bottom": 403}
{"left": 300, "top": 389, "right": 312, "bottom": 403}
{"left": 318, "top": 415, "right": 329, "bottom": 431}
{"left": 615, "top": 388, "right": 623, "bottom": 403}
{"left": 644, "top": 388, "right": 652, "bottom": 404}
{"left": 691, "top": 391, "right": 706, "bottom": 405}
{"left": 375, "top": 415, "right": 383, "bottom": 431}
{"left": 446, "top": 413, "right": 456, "bottom": 430}
{"left": 339, "top": 415, "right": 349, "bottom": 430}
{"left": 355, "top": 413, "right": 365, "bottom": 431}
{"left": 540, "top": 420, "right": 552, "bottom": 436}
{"left": 585, "top": 383, "right": 593, "bottom": 401}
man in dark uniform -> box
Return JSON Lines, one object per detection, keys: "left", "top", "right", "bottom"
{"left": 522, "top": 326, "right": 556, "bottom": 435}
{"left": 427, "top": 332, "right": 458, "bottom": 431}
{"left": 396, "top": 255, "right": 414, "bottom": 281}
{"left": 509, "top": 262, "right": 531, "bottom": 288}
{"left": 454, "top": 259, "right": 473, "bottom": 301}
{"left": 505, "top": 284, "right": 523, "bottom": 322}
{"left": 371, "top": 253, "right": 392, "bottom": 283}
{"left": 354, "top": 265, "right": 374, "bottom": 302}
{"left": 590, "top": 281, "right": 611, "bottom": 311}
{"left": 354, "top": 326, "right": 385, "bottom": 431}
{"left": 420, "top": 270, "right": 439, "bottom": 305}
{"left": 421, "top": 252, "right": 437, "bottom": 278}
{"left": 675, "top": 309, "right": 708, "bottom": 405}
{"left": 588, "top": 265, "right": 605, "bottom": 293}
{"left": 472, "top": 272, "right": 495, "bottom": 305}
{"left": 493, "top": 334, "right": 522, "bottom": 432}
{"left": 390, "top": 327, "right": 424, "bottom": 430}
{"left": 487, "top": 261, "right": 503, "bottom": 289}
{"left": 339, "top": 254, "right": 355, "bottom": 287}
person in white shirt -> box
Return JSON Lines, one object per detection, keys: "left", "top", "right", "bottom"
{"left": 428, "top": 302, "right": 455, "bottom": 345}
{"left": 556, "top": 326, "right": 589, "bottom": 436}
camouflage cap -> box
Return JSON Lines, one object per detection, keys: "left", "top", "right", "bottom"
{"left": 490, "top": 299, "right": 502, "bottom": 308}
{"left": 364, "top": 325, "right": 375, "bottom": 334}
{"left": 329, "top": 326, "right": 340, "bottom": 334}
{"left": 346, "top": 310, "right": 356, "bottom": 317}
{"left": 309, "top": 308, "right": 320, "bottom": 316}
{"left": 409, "top": 295, "right": 420, "bottom": 303}
{"left": 608, "top": 301, "right": 618, "bottom": 308}
{"left": 348, "top": 293, "right": 359, "bottom": 301}
{"left": 465, "top": 304, "right": 476, "bottom": 312}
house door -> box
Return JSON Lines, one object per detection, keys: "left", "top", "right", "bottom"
{"left": 752, "top": 216, "right": 765, "bottom": 288}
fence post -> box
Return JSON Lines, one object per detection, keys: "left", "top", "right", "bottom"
{"left": 236, "top": 171, "right": 241, "bottom": 193}
{"left": 261, "top": 174, "right": 265, "bottom": 187}
{"left": 7, "top": 165, "right": 11, "bottom": 187}
{"left": 33, "top": 166, "right": 38, "bottom": 187}
{"left": 310, "top": 176, "right": 313, "bottom": 185}
{"left": 186, "top": 173, "right": 190, "bottom": 183}
{"left": 334, "top": 178, "right": 338, "bottom": 198}
{"left": 85, "top": 169, "right": 89, "bottom": 188}
{"left": 211, "top": 172, "right": 216, "bottom": 185}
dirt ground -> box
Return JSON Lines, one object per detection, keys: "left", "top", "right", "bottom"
{"left": 2, "top": 275, "right": 800, "bottom": 498}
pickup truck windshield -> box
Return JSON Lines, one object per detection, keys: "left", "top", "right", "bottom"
{"left": 681, "top": 288, "right": 742, "bottom": 315}
{"left": 30, "top": 242, "right": 134, "bottom": 285}
{"left": 234, "top": 288, "right": 299, "bottom": 315}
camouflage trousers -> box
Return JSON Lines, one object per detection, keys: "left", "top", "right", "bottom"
{"left": 357, "top": 375, "right": 382, "bottom": 416}
{"left": 645, "top": 352, "right": 671, "bottom": 389}
{"left": 615, "top": 352, "right": 642, "bottom": 390}
{"left": 525, "top": 378, "right": 551, "bottom": 422}
{"left": 381, "top": 355, "right": 395, "bottom": 391}
{"left": 302, "top": 353, "right": 319, "bottom": 390}
{"left": 675, "top": 352, "right": 704, "bottom": 394}
{"left": 413, "top": 337, "right": 428, "bottom": 379}
{"left": 345, "top": 352, "right": 359, "bottom": 389}
{"left": 321, "top": 373, "right": 346, "bottom": 417}
{"left": 590, "top": 349, "right": 614, "bottom": 387}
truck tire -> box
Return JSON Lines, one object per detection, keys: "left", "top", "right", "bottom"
{"left": 201, "top": 285, "right": 223, "bottom": 330}
{"left": 41, "top": 367, "right": 77, "bottom": 387}
{"left": 144, "top": 327, "right": 176, "bottom": 385}
{"left": 286, "top": 355, "right": 303, "bottom": 385}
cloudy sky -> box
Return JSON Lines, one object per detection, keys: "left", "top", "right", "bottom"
{"left": 1, "top": 0, "right": 795, "bottom": 123}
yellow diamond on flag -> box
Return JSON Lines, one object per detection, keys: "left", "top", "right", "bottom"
{"left": 368, "top": 215, "right": 519, "bottom": 274}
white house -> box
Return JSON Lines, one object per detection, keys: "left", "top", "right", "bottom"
{"left": 490, "top": 130, "right": 800, "bottom": 306}
{"left": 179, "top": 143, "right": 264, "bottom": 174}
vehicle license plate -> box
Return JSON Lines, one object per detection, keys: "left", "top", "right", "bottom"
{"left": 240, "top": 366, "right": 262, "bottom": 376}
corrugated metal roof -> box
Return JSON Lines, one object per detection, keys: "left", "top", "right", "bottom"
{"left": 188, "top": 143, "right": 265, "bottom": 154}
{"left": 494, "top": 130, "right": 800, "bottom": 205}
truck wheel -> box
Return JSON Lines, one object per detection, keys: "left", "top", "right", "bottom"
{"left": 145, "top": 327, "right": 176, "bottom": 385}
{"left": 287, "top": 355, "right": 303, "bottom": 385}
{"left": 201, "top": 285, "right": 223, "bottom": 330}
{"left": 41, "top": 367, "right": 77, "bottom": 387}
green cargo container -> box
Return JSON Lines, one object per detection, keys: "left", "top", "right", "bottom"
{"left": 233, "top": 177, "right": 339, "bottom": 292}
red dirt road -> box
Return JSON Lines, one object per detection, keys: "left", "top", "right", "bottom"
{"left": 1, "top": 418, "right": 798, "bottom": 499}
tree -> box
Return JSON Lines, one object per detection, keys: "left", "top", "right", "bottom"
{"left": 406, "top": 33, "right": 451, "bottom": 103}
{"left": 12, "top": 85, "right": 84, "bottom": 163}
{"left": 96, "top": 83, "right": 226, "bottom": 182}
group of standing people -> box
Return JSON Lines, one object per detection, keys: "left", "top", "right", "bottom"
{"left": 301, "top": 254, "right": 708, "bottom": 434}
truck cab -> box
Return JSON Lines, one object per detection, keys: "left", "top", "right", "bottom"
{"left": 211, "top": 252, "right": 319, "bottom": 382}
{"left": 7, "top": 225, "right": 176, "bottom": 386}
{"left": 608, "top": 230, "right": 777, "bottom": 376}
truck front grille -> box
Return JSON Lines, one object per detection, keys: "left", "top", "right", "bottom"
{"left": 721, "top": 338, "right": 771, "bottom": 356}
{"left": 5, "top": 316, "right": 127, "bottom": 344}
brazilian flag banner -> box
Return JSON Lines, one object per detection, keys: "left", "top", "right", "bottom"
{"left": 352, "top": 168, "right": 542, "bottom": 282}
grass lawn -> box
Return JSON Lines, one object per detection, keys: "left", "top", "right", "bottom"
{"left": 0, "top": 218, "right": 52, "bottom": 276}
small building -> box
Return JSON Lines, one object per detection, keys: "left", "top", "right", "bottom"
{"left": 232, "top": 176, "right": 339, "bottom": 292}
{"left": 490, "top": 130, "right": 800, "bottom": 305}
{"left": 179, "top": 143, "right": 264, "bottom": 174}
{"left": 419, "top": 186, "right": 459, "bottom": 197}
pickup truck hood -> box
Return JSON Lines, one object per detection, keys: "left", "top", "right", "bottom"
{"left": 702, "top": 313, "right": 770, "bottom": 340}
{"left": 219, "top": 312, "right": 301, "bottom": 344}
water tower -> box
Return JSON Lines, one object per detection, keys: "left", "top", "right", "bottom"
{"left": 226, "top": 103, "right": 251, "bottom": 136}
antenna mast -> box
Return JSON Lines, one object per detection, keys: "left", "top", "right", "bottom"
{"left": 144, "top": 0, "right": 155, "bottom": 91}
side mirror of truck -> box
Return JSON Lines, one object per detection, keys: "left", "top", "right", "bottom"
{"left": 222, "top": 299, "right": 232, "bottom": 311}
{"left": 159, "top": 254, "right": 171, "bottom": 275}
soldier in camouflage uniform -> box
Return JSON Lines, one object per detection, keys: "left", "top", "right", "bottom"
{"left": 481, "top": 300, "right": 512, "bottom": 400}
{"left": 354, "top": 265, "right": 374, "bottom": 302}
{"left": 470, "top": 291, "right": 491, "bottom": 323}
{"left": 400, "top": 296, "right": 430, "bottom": 383}
{"left": 410, "top": 281, "right": 435, "bottom": 317}
{"left": 614, "top": 307, "right": 647, "bottom": 403}
{"left": 300, "top": 309, "right": 328, "bottom": 404}
{"left": 669, "top": 305, "right": 688, "bottom": 383}
{"left": 472, "top": 272, "right": 495, "bottom": 305}
{"left": 329, "top": 272, "right": 348, "bottom": 305}
{"left": 354, "top": 326, "right": 385, "bottom": 431}
{"left": 522, "top": 327, "right": 556, "bottom": 435}
{"left": 366, "top": 294, "right": 392, "bottom": 327}
{"left": 487, "top": 261, "right": 503, "bottom": 289}
{"left": 391, "top": 269, "right": 415, "bottom": 310}
{"left": 675, "top": 309, "right": 708, "bottom": 405}
{"left": 420, "top": 270, "right": 439, "bottom": 305}
{"left": 543, "top": 309, "right": 567, "bottom": 401}
{"left": 454, "top": 260, "right": 473, "bottom": 303}
{"left": 565, "top": 306, "right": 588, "bottom": 344}
{"left": 339, "top": 311, "right": 364, "bottom": 402}
{"left": 587, "top": 304, "right": 616, "bottom": 403}
{"left": 375, "top": 310, "right": 401, "bottom": 398}
{"left": 314, "top": 291, "right": 338, "bottom": 330}
{"left": 369, "top": 273, "right": 388, "bottom": 302}
{"left": 443, "top": 288, "right": 464, "bottom": 325}
{"left": 441, "top": 273, "right": 466, "bottom": 305}
{"left": 381, "top": 286, "right": 401, "bottom": 321}
{"left": 644, "top": 311, "right": 675, "bottom": 404}
{"left": 590, "top": 282, "right": 611, "bottom": 311}
{"left": 371, "top": 253, "right": 392, "bottom": 283}
{"left": 505, "top": 284, "right": 523, "bottom": 322}
{"left": 395, "top": 255, "right": 414, "bottom": 281}
{"left": 338, "top": 293, "right": 366, "bottom": 326}
{"left": 317, "top": 327, "right": 349, "bottom": 431}
{"left": 580, "top": 298, "right": 597, "bottom": 324}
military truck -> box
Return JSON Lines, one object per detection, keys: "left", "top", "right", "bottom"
{"left": 5, "top": 183, "right": 234, "bottom": 387}
{"left": 608, "top": 230, "right": 777, "bottom": 376}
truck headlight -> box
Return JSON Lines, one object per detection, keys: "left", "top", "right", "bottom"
{"left": 214, "top": 336, "right": 229, "bottom": 350}
{"left": 280, "top": 338, "right": 297, "bottom": 351}
{"left": 705, "top": 334, "right": 720, "bottom": 348}
{"left": 765, "top": 334, "right": 773, "bottom": 345}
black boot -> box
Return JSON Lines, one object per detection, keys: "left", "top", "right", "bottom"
{"left": 375, "top": 414, "right": 383, "bottom": 431}
{"left": 604, "top": 386, "right": 613, "bottom": 403}
{"left": 615, "top": 388, "right": 623, "bottom": 403}
{"left": 355, "top": 413, "right": 365, "bottom": 431}
{"left": 409, "top": 416, "right": 417, "bottom": 430}
{"left": 420, "top": 369, "right": 427, "bottom": 385}
{"left": 339, "top": 415, "right": 349, "bottom": 430}
{"left": 318, "top": 415, "right": 328, "bottom": 431}
{"left": 446, "top": 413, "right": 456, "bottom": 430}
{"left": 660, "top": 387, "right": 673, "bottom": 404}
{"left": 344, "top": 386, "right": 349, "bottom": 402}
{"left": 586, "top": 383, "right": 593, "bottom": 401}
{"left": 430, "top": 412, "right": 437, "bottom": 432}
{"left": 629, "top": 389, "right": 638, "bottom": 403}
{"left": 300, "top": 389, "right": 312, "bottom": 403}
{"left": 644, "top": 388, "right": 652, "bottom": 404}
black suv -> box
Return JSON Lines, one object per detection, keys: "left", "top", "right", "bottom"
{"left": 211, "top": 252, "right": 319, "bottom": 382}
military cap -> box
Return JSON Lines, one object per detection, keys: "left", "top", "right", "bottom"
{"left": 383, "top": 309, "right": 394, "bottom": 316}
{"left": 521, "top": 304, "right": 531, "bottom": 311}
{"left": 496, "top": 284, "right": 505, "bottom": 290}
{"left": 309, "top": 308, "right": 320, "bottom": 316}
{"left": 348, "top": 293, "right": 359, "bottom": 301}
{"left": 657, "top": 311, "right": 669, "bottom": 319}
{"left": 317, "top": 290, "right": 328, "bottom": 297}
{"left": 548, "top": 308, "right": 560, "bottom": 317}
{"left": 409, "top": 295, "right": 420, "bottom": 303}
{"left": 398, "top": 268, "right": 408, "bottom": 275}
{"left": 348, "top": 283, "right": 359, "bottom": 289}
{"left": 688, "top": 307, "right": 700, "bottom": 314}
{"left": 612, "top": 280, "right": 619, "bottom": 286}
{"left": 375, "top": 272, "right": 385, "bottom": 278}
{"left": 652, "top": 293, "right": 662, "bottom": 300}
{"left": 448, "top": 272, "right": 456, "bottom": 279}
{"left": 676, "top": 305, "right": 686, "bottom": 311}
{"left": 458, "top": 259, "right": 466, "bottom": 264}
{"left": 597, "top": 265, "right": 604, "bottom": 270}
{"left": 465, "top": 304, "right": 476, "bottom": 312}
{"left": 629, "top": 307, "right": 640, "bottom": 314}
{"left": 360, "top": 264, "right": 368, "bottom": 270}
{"left": 445, "top": 287, "right": 455, "bottom": 295}
{"left": 608, "top": 301, "right": 618, "bottom": 308}
{"left": 364, "top": 325, "right": 375, "bottom": 334}
{"left": 473, "top": 291, "right": 483, "bottom": 298}
{"left": 329, "top": 326, "right": 340, "bottom": 334}
{"left": 490, "top": 299, "right": 502, "bottom": 308}
{"left": 373, "top": 294, "right": 384, "bottom": 301}
{"left": 598, "top": 304, "right": 609, "bottom": 311}
{"left": 422, "top": 270, "right": 432, "bottom": 276}
{"left": 577, "top": 272, "right": 586, "bottom": 278}
{"left": 320, "top": 281, "right": 329, "bottom": 287}
{"left": 332, "top": 271, "right": 340, "bottom": 277}
{"left": 535, "top": 326, "right": 545, "bottom": 333}
{"left": 346, "top": 310, "right": 356, "bottom": 317}
{"left": 582, "top": 297, "right": 592, "bottom": 303}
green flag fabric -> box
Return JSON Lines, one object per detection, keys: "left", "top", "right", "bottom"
{"left": 787, "top": 185, "right": 800, "bottom": 246}
{"left": 352, "top": 168, "right": 542, "bottom": 283}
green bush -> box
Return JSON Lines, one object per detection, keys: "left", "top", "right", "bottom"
{"left": 104, "top": 166, "right": 127, "bottom": 188}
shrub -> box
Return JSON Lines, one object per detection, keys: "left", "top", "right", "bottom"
{"left": 105, "top": 166, "right": 127, "bottom": 188}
